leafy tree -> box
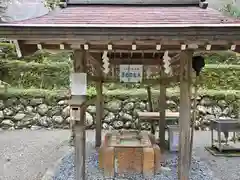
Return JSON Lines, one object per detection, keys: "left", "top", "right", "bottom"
{"left": 220, "top": 0, "right": 240, "bottom": 18}
{"left": 44, "top": 0, "right": 61, "bottom": 10}
{"left": 0, "top": 0, "right": 62, "bottom": 22}
{"left": 0, "top": 0, "right": 8, "bottom": 22}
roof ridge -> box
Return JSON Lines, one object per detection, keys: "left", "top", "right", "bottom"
{"left": 61, "top": 0, "right": 208, "bottom": 9}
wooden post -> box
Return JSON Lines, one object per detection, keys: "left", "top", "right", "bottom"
{"left": 96, "top": 80, "right": 103, "bottom": 147}
{"left": 95, "top": 53, "right": 104, "bottom": 148}
{"left": 146, "top": 86, "right": 155, "bottom": 134}
{"left": 189, "top": 75, "right": 198, "bottom": 167}
{"left": 178, "top": 50, "right": 193, "bottom": 180}
{"left": 72, "top": 49, "right": 87, "bottom": 180}
{"left": 159, "top": 72, "right": 166, "bottom": 149}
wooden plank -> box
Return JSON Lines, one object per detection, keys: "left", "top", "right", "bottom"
{"left": 159, "top": 79, "right": 167, "bottom": 149}
{"left": 138, "top": 111, "right": 179, "bottom": 120}
{"left": 89, "top": 76, "right": 180, "bottom": 84}
{"left": 1, "top": 26, "right": 240, "bottom": 43}
{"left": 16, "top": 41, "right": 239, "bottom": 57}
{"left": 178, "top": 50, "right": 193, "bottom": 180}
{"left": 72, "top": 49, "right": 87, "bottom": 180}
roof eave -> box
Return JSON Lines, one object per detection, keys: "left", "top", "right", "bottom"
{"left": 0, "top": 25, "right": 240, "bottom": 43}
{"left": 0, "top": 23, "right": 240, "bottom": 28}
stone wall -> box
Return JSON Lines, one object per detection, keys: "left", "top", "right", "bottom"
{"left": 0, "top": 95, "right": 239, "bottom": 131}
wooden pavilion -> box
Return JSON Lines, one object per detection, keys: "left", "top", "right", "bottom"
{"left": 0, "top": 0, "right": 240, "bottom": 179}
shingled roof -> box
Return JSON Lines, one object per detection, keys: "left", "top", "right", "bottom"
{"left": 14, "top": 6, "right": 239, "bottom": 25}
{"left": 11, "top": 1, "right": 239, "bottom": 26}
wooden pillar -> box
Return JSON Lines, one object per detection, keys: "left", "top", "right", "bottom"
{"left": 178, "top": 50, "right": 193, "bottom": 180}
{"left": 72, "top": 49, "right": 87, "bottom": 180}
{"left": 95, "top": 53, "right": 104, "bottom": 148}
{"left": 189, "top": 76, "right": 198, "bottom": 167}
{"left": 96, "top": 80, "right": 103, "bottom": 147}
{"left": 146, "top": 86, "right": 155, "bottom": 134}
{"left": 159, "top": 78, "right": 166, "bottom": 149}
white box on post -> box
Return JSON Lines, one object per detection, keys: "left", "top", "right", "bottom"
{"left": 70, "top": 106, "right": 81, "bottom": 121}
{"left": 69, "top": 73, "right": 87, "bottom": 122}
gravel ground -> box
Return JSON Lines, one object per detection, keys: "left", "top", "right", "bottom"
{"left": 54, "top": 141, "right": 217, "bottom": 180}
{"left": 192, "top": 131, "right": 240, "bottom": 180}
{"left": 1, "top": 130, "right": 240, "bottom": 180}
{"left": 0, "top": 129, "right": 71, "bottom": 180}
{"left": 54, "top": 131, "right": 240, "bottom": 180}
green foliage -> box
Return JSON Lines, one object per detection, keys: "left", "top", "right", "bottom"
{"left": 0, "top": 59, "right": 71, "bottom": 89}
{"left": 1, "top": 87, "right": 239, "bottom": 102}
{"left": 87, "top": 86, "right": 97, "bottom": 97}
{"left": 0, "top": 87, "right": 68, "bottom": 102}
{"left": 106, "top": 87, "right": 240, "bottom": 99}
{"left": 0, "top": 42, "right": 17, "bottom": 58}
{"left": 199, "top": 64, "right": 240, "bottom": 90}
{"left": 200, "top": 51, "right": 240, "bottom": 64}
{"left": 220, "top": 1, "right": 240, "bottom": 18}
{"left": 1, "top": 59, "right": 240, "bottom": 90}
{"left": 1, "top": 41, "right": 240, "bottom": 91}
{"left": 0, "top": 87, "right": 98, "bottom": 102}
{"left": 44, "top": 0, "right": 66, "bottom": 10}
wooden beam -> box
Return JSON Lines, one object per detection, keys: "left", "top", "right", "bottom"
{"left": 18, "top": 39, "right": 240, "bottom": 58}
{"left": 88, "top": 75, "right": 180, "bottom": 84}
{"left": 72, "top": 49, "right": 87, "bottom": 180}
{"left": 159, "top": 71, "right": 167, "bottom": 149}
{"left": 3, "top": 26, "right": 240, "bottom": 44}
{"left": 178, "top": 50, "right": 193, "bottom": 180}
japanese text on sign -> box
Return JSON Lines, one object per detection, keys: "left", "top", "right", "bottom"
{"left": 119, "top": 65, "right": 143, "bottom": 83}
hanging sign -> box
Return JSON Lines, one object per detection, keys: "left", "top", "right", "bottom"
{"left": 119, "top": 65, "right": 143, "bottom": 83}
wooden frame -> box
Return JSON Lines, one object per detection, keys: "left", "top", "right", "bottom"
{"left": 1, "top": 22, "right": 240, "bottom": 180}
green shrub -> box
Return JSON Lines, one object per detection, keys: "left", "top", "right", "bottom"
{"left": 1, "top": 42, "right": 240, "bottom": 90}
{"left": 199, "top": 64, "right": 240, "bottom": 90}
{"left": 200, "top": 51, "right": 240, "bottom": 64}
{"left": 0, "top": 59, "right": 71, "bottom": 89}
{"left": 1, "top": 59, "right": 240, "bottom": 90}
{"left": 0, "top": 42, "right": 17, "bottom": 58}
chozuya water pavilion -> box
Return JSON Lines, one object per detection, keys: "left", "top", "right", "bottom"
{"left": 0, "top": 0, "right": 240, "bottom": 179}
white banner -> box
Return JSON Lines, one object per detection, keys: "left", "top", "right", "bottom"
{"left": 70, "top": 73, "right": 87, "bottom": 95}
{"left": 119, "top": 65, "right": 143, "bottom": 83}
